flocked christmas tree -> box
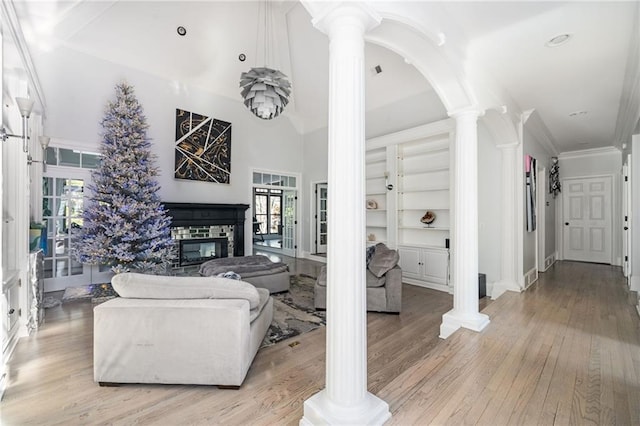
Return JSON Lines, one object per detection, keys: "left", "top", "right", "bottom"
{"left": 73, "top": 82, "right": 174, "bottom": 274}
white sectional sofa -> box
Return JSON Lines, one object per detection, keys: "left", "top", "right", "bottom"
{"left": 93, "top": 273, "right": 273, "bottom": 388}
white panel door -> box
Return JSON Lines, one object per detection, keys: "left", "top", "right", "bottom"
{"left": 562, "top": 176, "right": 612, "bottom": 263}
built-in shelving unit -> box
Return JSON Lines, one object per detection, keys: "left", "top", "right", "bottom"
{"left": 365, "top": 119, "right": 454, "bottom": 292}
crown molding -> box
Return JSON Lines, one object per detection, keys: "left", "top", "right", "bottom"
{"left": 558, "top": 146, "right": 621, "bottom": 160}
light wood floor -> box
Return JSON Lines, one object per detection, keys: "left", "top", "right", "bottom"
{"left": 1, "top": 260, "right": 639, "bottom": 425}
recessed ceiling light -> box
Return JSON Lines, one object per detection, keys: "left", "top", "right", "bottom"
{"left": 569, "top": 110, "right": 588, "bottom": 117}
{"left": 546, "top": 33, "right": 571, "bottom": 47}
{"left": 177, "top": 26, "right": 187, "bottom": 37}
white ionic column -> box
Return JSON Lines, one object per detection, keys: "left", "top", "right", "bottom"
{"left": 300, "top": 4, "right": 391, "bottom": 426}
{"left": 440, "top": 110, "right": 490, "bottom": 339}
{"left": 491, "top": 143, "right": 522, "bottom": 299}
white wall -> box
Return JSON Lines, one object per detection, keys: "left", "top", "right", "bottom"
{"left": 522, "top": 123, "right": 557, "bottom": 274}
{"left": 35, "top": 46, "right": 304, "bottom": 252}
{"left": 559, "top": 148, "right": 623, "bottom": 265}
{"left": 301, "top": 127, "right": 329, "bottom": 255}
{"left": 477, "top": 122, "right": 502, "bottom": 288}
{"left": 300, "top": 90, "right": 447, "bottom": 255}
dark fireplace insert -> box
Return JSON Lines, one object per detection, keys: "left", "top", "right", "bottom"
{"left": 178, "top": 237, "right": 229, "bottom": 266}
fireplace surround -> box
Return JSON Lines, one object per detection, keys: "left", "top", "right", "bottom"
{"left": 163, "top": 203, "right": 250, "bottom": 266}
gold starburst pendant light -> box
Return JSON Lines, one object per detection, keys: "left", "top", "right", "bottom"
{"left": 239, "top": 0, "right": 291, "bottom": 120}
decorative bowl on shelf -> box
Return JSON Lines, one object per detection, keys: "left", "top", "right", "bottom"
{"left": 420, "top": 210, "right": 436, "bottom": 227}
{"left": 368, "top": 233, "right": 376, "bottom": 241}
{"left": 366, "top": 199, "right": 378, "bottom": 209}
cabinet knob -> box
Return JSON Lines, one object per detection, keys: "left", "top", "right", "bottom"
{"left": 8, "top": 308, "right": 15, "bottom": 315}
{"left": 624, "top": 226, "right": 629, "bottom": 230}
{"left": 565, "top": 222, "right": 569, "bottom": 226}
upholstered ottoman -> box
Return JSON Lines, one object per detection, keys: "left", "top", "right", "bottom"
{"left": 199, "top": 255, "right": 290, "bottom": 293}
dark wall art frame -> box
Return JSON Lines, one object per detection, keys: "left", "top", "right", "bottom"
{"left": 174, "top": 108, "right": 232, "bottom": 184}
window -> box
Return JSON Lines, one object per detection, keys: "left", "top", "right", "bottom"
{"left": 254, "top": 188, "right": 282, "bottom": 235}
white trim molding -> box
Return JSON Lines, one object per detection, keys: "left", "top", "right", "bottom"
{"left": 558, "top": 146, "right": 622, "bottom": 160}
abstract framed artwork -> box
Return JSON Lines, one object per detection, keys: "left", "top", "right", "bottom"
{"left": 174, "top": 108, "right": 232, "bottom": 184}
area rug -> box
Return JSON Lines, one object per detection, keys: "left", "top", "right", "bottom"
{"left": 60, "top": 274, "right": 325, "bottom": 347}
{"left": 262, "top": 273, "right": 325, "bottom": 347}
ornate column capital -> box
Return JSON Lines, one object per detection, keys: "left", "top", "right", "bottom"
{"left": 448, "top": 107, "right": 483, "bottom": 120}
{"left": 310, "top": 2, "right": 381, "bottom": 39}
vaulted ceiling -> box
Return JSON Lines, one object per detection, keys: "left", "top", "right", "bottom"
{"left": 11, "top": 0, "right": 640, "bottom": 153}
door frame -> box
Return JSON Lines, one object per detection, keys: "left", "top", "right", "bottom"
{"left": 536, "top": 166, "right": 546, "bottom": 272}
{"left": 42, "top": 167, "right": 114, "bottom": 291}
{"left": 623, "top": 157, "right": 631, "bottom": 278}
{"left": 558, "top": 174, "right": 615, "bottom": 265}
{"left": 249, "top": 168, "right": 300, "bottom": 258}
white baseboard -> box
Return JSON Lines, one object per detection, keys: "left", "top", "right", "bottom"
{"left": 524, "top": 267, "right": 538, "bottom": 289}
{"left": 403, "top": 278, "right": 450, "bottom": 293}
{"left": 491, "top": 279, "right": 521, "bottom": 300}
{"left": 540, "top": 252, "right": 557, "bottom": 272}
{"left": 630, "top": 275, "right": 640, "bottom": 293}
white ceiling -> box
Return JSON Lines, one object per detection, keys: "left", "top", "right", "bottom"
{"left": 12, "top": 1, "right": 640, "bottom": 153}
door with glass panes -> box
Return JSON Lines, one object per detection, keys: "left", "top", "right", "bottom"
{"left": 316, "top": 183, "right": 327, "bottom": 254}
{"left": 42, "top": 151, "right": 112, "bottom": 291}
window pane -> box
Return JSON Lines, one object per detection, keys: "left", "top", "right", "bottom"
{"left": 289, "top": 177, "right": 296, "bottom": 188}
{"left": 82, "top": 153, "right": 100, "bottom": 169}
{"left": 44, "top": 259, "right": 53, "bottom": 279}
{"left": 42, "top": 177, "right": 53, "bottom": 196}
{"left": 255, "top": 194, "right": 268, "bottom": 215}
{"left": 253, "top": 172, "right": 262, "bottom": 184}
{"left": 71, "top": 259, "right": 83, "bottom": 276}
{"left": 58, "top": 148, "right": 81, "bottom": 167}
{"left": 262, "top": 174, "right": 271, "bottom": 185}
{"left": 272, "top": 175, "right": 281, "bottom": 186}
{"left": 45, "top": 147, "right": 58, "bottom": 166}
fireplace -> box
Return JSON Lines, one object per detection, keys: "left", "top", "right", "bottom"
{"left": 179, "top": 237, "right": 229, "bottom": 266}
{"left": 163, "top": 203, "right": 250, "bottom": 267}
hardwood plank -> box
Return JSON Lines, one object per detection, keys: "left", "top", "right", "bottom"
{"left": 2, "top": 259, "right": 639, "bottom": 425}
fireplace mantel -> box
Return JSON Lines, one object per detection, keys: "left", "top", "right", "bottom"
{"left": 163, "top": 203, "right": 250, "bottom": 257}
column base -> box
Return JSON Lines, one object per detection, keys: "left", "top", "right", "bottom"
{"left": 439, "top": 310, "right": 490, "bottom": 339}
{"left": 490, "top": 279, "right": 522, "bottom": 300}
{"left": 300, "top": 389, "right": 391, "bottom": 426}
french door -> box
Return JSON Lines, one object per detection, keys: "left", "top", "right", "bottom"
{"left": 562, "top": 176, "right": 612, "bottom": 264}
{"left": 316, "top": 183, "right": 327, "bottom": 254}
{"left": 42, "top": 169, "right": 112, "bottom": 291}
{"left": 282, "top": 190, "right": 297, "bottom": 257}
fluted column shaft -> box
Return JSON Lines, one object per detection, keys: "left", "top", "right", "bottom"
{"left": 440, "top": 110, "right": 490, "bottom": 338}
{"left": 301, "top": 4, "right": 390, "bottom": 425}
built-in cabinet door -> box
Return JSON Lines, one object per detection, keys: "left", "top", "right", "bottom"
{"left": 398, "top": 245, "right": 449, "bottom": 288}
{"left": 398, "top": 246, "right": 422, "bottom": 279}
{"left": 422, "top": 248, "right": 449, "bottom": 285}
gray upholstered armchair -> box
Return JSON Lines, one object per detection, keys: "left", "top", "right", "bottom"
{"left": 314, "top": 243, "right": 402, "bottom": 313}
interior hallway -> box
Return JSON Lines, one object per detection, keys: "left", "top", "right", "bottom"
{"left": 0, "top": 260, "right": 638, "bottom": 424}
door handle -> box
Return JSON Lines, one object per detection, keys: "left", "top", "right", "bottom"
{"left": 624, "top": 226, "right": 629, "bottom": 230}
{"left": 565, "top": 222, "right": 569, "bottom": 226}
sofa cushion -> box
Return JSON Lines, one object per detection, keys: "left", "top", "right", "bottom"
{"left": 366, "top": 270, "right": 386, "bottom": 287}
{"left": 111, "top": 273, "right": 261, "bottom": 309}
{"left": 368, "top": 243, "right": 400, "bottom": 278}
{"left": 249, "top": 288, "right": 271, "bottom": 322}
